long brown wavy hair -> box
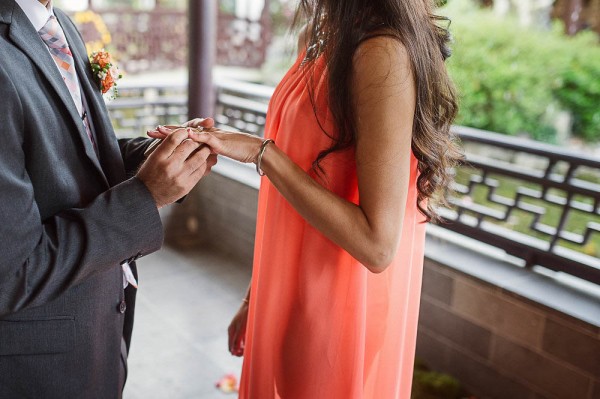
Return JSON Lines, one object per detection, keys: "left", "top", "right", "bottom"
{"left": 294, "top": 0, "right": 462, "bottom": 222}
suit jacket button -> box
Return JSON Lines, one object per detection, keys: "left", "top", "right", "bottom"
{"left": 118, "top": 300, "right": 127, "bottom": 314}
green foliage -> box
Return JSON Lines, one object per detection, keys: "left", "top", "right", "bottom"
{"left": 412, "top": 360, "right": 466, "bottom": 399}
{"left": 441, "top": 0, "right": 600, "bottom": 142}
{"left": 552, "top": 41, "right": 600, "bottom": 141}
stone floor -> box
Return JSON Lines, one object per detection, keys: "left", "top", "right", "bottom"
{"left": 122, "top": 246, "right": 251, "bottom": 399}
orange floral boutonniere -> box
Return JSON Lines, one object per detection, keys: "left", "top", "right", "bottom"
{"left": 90, "top": 49, "right": 122, "bottom": 99}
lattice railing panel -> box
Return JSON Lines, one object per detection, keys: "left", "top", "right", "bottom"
{"left": 445, "top": 127, "right": 600, "bottom": 284}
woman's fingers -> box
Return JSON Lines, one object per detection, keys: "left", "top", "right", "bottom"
{"left": 187, "top": 130, "right": 218, "bottom": 144}
{"left": 228, "top": 322, "right": 241, "bottom": 355}
{"left": 227, "top": 305, "right": 249, "bottom": 357}
{"left": 187, "top": 132, "right": 224, "bottom": 155}
{"left": 147, "top": 130, "right": 167, "bottom": 139}
{"left": 228, "top": 324, "right": 236, "bottom": 353}
{"left": 185, "top": 117, "right": 215, "bottom": 129}
{"left": 147, "top": 124, "right": 183, "bottom": 139}
{"left": 234, "top": 330, "right": 245, "bottom": 356}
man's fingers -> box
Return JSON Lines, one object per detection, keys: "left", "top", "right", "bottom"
{"left": 152, "top": 128, "right": 190, "bottom": 158}
{"left": 207, "top": 154, "right": 218, "bottom": 165}
{"left": 186, "top": 146, "right": 212, "bottom": 175}
{"left": 204, "top": 154, "right": 218, "bottom": 176}
{"left": 169, "top": 138, "right": 203, "bottom": 164}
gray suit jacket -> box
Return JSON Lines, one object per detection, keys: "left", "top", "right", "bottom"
{"left": 0, "top": 3, "right": 164, "bottom": 398}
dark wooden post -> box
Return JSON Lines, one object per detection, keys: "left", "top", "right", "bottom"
{"left": 564, "top": 0, "right": 584, "bottom": 35}
{"left": 188, "top": 0, "right": 217, "bottom": 120}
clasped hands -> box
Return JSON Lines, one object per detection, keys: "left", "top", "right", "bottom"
{"left": 136, "top": 117, "right": 265, "bottom": 209}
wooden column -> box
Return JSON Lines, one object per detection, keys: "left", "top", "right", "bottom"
{"left": 188, "top": 0, "right": 217, "bottom": 119}
{"left": 564, "top": 0, "right": 584, "bottom": 35}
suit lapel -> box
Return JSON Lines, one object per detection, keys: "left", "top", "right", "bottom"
{"left": 55, "top": 10, "right": 126, "bottom": 186}
{"left": 6, "top": 3, "right": 107, "bottom": 183}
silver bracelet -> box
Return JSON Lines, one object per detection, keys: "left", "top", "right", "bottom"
{"left": 256, "top": 139, "right": 274, "bottom": 176}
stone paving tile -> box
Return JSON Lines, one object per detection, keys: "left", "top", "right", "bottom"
{"left": 123, "top": 246, "right": 251, "bottom": 399}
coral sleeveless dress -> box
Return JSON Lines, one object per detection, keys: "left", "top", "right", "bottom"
{"left": 238, "top": 51, "right": 427, "bottom": 399}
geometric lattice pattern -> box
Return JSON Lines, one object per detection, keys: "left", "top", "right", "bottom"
{"left": 443, "top": 126, "right": 600, "bottom": 285}
{"left": 213, "top": 81, "right": 269, "bottom": 137}
{"left": 107, "top": 85, "right": 188, "bottom": 138}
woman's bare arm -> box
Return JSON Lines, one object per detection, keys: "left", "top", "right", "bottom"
{"left": 171, "top": 36, "right": 416, "bottom": 273}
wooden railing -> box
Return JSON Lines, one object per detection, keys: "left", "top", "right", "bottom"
{"left": 107, "top": 82, "right": 600, "bottom": 285}
{"left": 444, "top": 126, "right": 600, "bottom": 285}
{"left": 70, "top": 9, "right": 272, "bottom": 73}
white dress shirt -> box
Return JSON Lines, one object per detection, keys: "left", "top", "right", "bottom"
{"left": 15, "top": 0, "right": 54, "bottom": 31}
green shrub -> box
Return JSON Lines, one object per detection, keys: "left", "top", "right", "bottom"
{"left": 412, "top": 360, "right": 465, "bottom": 399}
{"left": 441, "top": 0, "right": 600, "bottom": 142}
{"left": 552, "top": 38, "right": 600, "bottom": 141}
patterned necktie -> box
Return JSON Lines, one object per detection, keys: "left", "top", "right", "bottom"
{"left": 38, "top": 15, "right": 96, "bottom": 148}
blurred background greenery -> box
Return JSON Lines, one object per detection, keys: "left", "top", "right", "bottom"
{"left": 443, "top": 0, "right": 600, "bottom": 144}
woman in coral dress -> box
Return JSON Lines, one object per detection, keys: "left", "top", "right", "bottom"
{"left": 154, "top": 0, "right": 460, "bottom": 397}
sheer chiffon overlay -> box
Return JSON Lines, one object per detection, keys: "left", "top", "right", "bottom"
{"left": 239, "top": 52, "right": 426, "bottom": 399}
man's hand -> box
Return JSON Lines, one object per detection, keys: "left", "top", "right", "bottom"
{"left": 136, "top": 128, "right": 212, "bottom": 208}
{"left": 145, "top": 117, "right": 218, "bottom": 181}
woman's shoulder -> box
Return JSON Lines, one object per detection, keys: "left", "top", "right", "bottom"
{"left": 353, "top": 30, "right": 411, "bottom": 75}
{"left": 357, "top": 28, "right": 407, "bottom": 53}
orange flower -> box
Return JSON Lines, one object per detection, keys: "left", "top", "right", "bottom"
{"left": 101, "top": 72, "right": 114, "bottom": 94}
{"left": 90, "top": 49, "right": 122, "bottom": 98}
{"left": 92, "top": 50, "right": 111, "bottom": 69}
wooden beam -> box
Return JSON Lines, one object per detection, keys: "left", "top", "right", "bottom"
{"left": 188, "top": 0, "right": 217, "bottom": 119}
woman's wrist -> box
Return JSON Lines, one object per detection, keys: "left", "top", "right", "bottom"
{"left": 255, "top": 139, "right": 275, "bottom": 176}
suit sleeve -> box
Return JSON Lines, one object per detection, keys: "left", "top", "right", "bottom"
{"left": 118, "top": 137, "right": 154, "bottom": 177}
{"left": 0, "top": 66, "right": 164, "bottom": 318}
{"left": 119, "top": 138, "right": 189, "bottom": 204}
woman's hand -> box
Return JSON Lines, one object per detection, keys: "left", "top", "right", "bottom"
{"left": 146, "top": 117, "right": 215, "bottom": 140}
{"left": 228, "top": 301, "right": 249, "bottom": 357}
{"left": 185, "top": 129, "right": 263, "bottom": 164}
{"left": 154, "top": 126, "right": 263, "bottom": 165}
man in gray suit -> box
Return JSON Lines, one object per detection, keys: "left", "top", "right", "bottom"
{"left": 0, "top": 0, "right": 215, "bottom": 397}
